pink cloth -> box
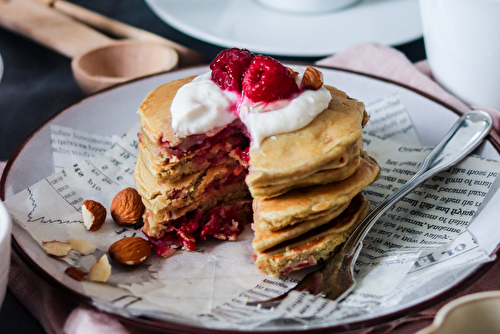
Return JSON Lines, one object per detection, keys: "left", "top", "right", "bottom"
{"left": 5, "top": 43, "right": 500, "bottom": 334}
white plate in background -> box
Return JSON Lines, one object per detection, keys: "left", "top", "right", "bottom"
{"left": 144, "top": 0, "right": 422, "bottom": 57}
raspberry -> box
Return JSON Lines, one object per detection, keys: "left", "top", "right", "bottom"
{"left": 242, "top": 55, "right": 299, "bottom": 102}
{"left": 210, "top": 48, "right": 255, "bottom": 92}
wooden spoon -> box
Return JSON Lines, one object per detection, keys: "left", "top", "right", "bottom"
{"left": 0, "top": 0, "right": 179, "bottom": 94}
{"left": 46, "top": 0, "right": 205, "bottom": 67}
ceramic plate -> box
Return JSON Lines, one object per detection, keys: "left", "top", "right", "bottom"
{"left": 144, "top": 0, "right": 423, "bottom": 57}
{"left": 2, "top": 66, "right": 500, "bottom": 332}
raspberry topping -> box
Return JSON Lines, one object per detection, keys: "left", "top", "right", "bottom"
{"left": 242, "top": 55, "right": 299, "bottom": 102}
{"left": 210, "top": 48, "right": 255, "bottom": 92}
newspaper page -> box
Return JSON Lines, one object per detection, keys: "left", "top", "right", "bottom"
{"left": 5, "top": 94, "right": 500, "bottom": 329}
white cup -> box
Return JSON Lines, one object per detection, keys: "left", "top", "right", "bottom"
{"left": 0, "top": 200, "right": 11, "bottom": 310}
{"left": 416, "top": 291, "right": 500, "bottom": 334}
{"left": 256, "top": 0, "right": 360, "bottom": 14}
{"left": 419, "top": 0, "right": 500, "bottom": 111}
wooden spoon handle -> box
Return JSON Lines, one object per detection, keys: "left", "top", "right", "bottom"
{"left": 51, "top": 0, "right": 205, "bottom": 66}
{"left": 0, "top": 0, "right": 113, "bottom": 58}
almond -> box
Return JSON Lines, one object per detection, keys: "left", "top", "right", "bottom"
{"left": 108, "top": 237, "right": 151, "bottom": 266}
{"left": 82, "top": 200, "right": 107, "bottom": 231}
{"left": 65, "top": 267, "right": 87, "bottom": 281}
{"left": 178, "top": 231, "right": 196, "bottom": 243}
{"left": 286, "top": 66, "right": 299, "bottom": 82}
{"left": 110, "top": 188, "right": 145, "bottom": 225}
{"left": 301, "top": 66, "right": 324, "bottom": 91}
{"left": 88, "top": 254, "right": 112, "bottom": 282}
{"left": 42, "top": 240, "right": 72, "bottom": 257}
{"left": 67, "top": 238, "right": 97, "bottom": 255}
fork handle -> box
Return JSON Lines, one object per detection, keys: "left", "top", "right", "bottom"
{"left": 345, "top": 110, "right": 493, "bottom": 257}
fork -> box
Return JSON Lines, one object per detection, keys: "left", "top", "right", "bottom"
{"left": 247, "top": 110, "right": 493, "bottom": 309}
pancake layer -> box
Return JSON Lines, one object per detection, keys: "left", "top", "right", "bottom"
{"left": 255, "top": 194, "right": 370, "bottom": 277}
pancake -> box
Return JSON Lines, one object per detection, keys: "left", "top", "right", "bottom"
{"left": 138, "top": 76, "right": 196, "bottom": 148}
{"left": 255, "top": 193, "right": 370, "bottom": 277}
{"left": 254, "top": 154, "right": 380, "bottom": 231}
{"left": 139, "top": 129, "right": 247, "bottom": 182}
{"left": 249, "top": 154, "right": 361, "bottom": 199}
{"left": 135, "top": 150, "right": 246, "bottom": 213}
{"left": 253, "top": 200, "right": 351, "bottom": 252}
{"left": 246, "top": 85, "right": 367, "bottom": 190}
{"left": 133, "top": 61, "right": 379, "bottom": 270}
{"left": 138, "top": 76, "right": 248, "bottom": 167}
{"left": 142, "top": 181, "right": 251, "bottom": 238}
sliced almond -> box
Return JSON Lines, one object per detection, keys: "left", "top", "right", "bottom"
{"left": 301, "top": 66, "right": 324, "bottom": 91}
{"left": 82, "top": 200, "right": 107, "bottom": 231}
{"left": 108, "top": 237, "right": 151, "bottom": 266}
{"left": 42, "top": 240, "right": 72, "bottom": 257}
{"left": 65, "top": 267, "right": 87, "bottom": 281}
{"left": 67, "top": 238, "right": 97, "bottom": 255}
{"left": 178, "top": 231, "right": 196, "bottom": 243}
{"left": 286, "top": 66, "right": 299, "bottom": 82}
{"left": 88, "top": 254, "right": 112, "bottom": 282}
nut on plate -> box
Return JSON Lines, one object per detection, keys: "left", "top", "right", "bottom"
{"left": 301, "top": 66, "right": 324, "bottom": 91}
{"left": 110, "top": 188, "right": 145, "bottom": 225}
{"left": 109, "top": 237, "right": 151, "bottom": 265}
{"left": 88, "top": 254, "right": 112, "bottom": 282}
{"left": 42, "top": 240, "right": 72, "bottom": 257}
{"left": 65, "top": 267, "right": 87, "bottom": 281}
{"left": 67, "top": 238, "right": 97, "bottom": 255}
{"left": 82, "top": 200, "right": 107, "bottom": 231}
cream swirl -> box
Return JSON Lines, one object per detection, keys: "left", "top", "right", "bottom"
{"left": 170, "top": 67, "right": 332, "bottom": 147}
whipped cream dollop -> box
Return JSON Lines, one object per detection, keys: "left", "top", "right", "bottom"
{"left": 170, "top": 67, "right": 332, "bottom": 147}
{"left": 171, "top": 72, "right": 238, "bottom": 137}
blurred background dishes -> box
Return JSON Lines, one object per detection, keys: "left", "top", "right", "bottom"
{"left": 256, "top": 0, "right": 360, "bottom": 14}
{"left": 145, "top": 0, "right": 422, "bottom": 57}
{"left": 419, "top": 0, "right": 500, "bottom": 110}
{"left": 0, "top": 200, "right": 12, "bottom": 310}
{"left": 416, "top": 292, "right": 500, "bottom": 334}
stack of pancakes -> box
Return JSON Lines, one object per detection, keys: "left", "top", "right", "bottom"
{"left": 134, "top": 77, "right": 252, "bottom": 256}
{"left": 248, "top": 86, "right": 380, "bottom": 277}
{"left": 134, "top": 76, "right": 380, "bottom": 276}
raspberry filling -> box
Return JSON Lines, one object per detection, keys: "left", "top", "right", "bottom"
{"left": 233, "top": 146, "right": 250, "bottom": 164}
{"left": 282, "top": 257, "right": 318, "bottom": 275}
{"left": 158, "top": 122, "right": 249, "bottom": 159}
{"left": 163, "top": 163, "right": 247, "bottom": 203}
{"left": 147, "top": 202, "right": 253, "bottom": 256}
